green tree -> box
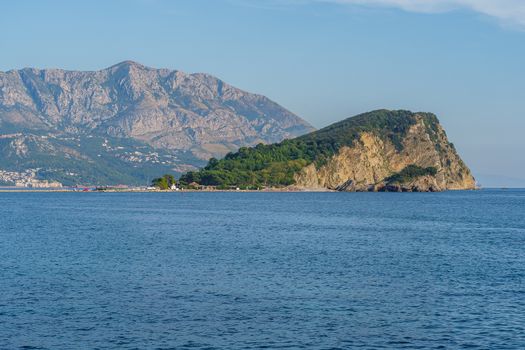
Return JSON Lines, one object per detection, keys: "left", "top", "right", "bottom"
{"left": 151, "top": 174, "right": 176, "bottom": 190}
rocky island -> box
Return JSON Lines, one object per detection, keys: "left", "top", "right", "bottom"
{"left": 181, "top": 110, "right": 476, "bottom": 192}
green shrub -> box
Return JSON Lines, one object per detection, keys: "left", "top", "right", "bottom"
{"left": 386, "top": 165, "right": 438, "bottom": 184}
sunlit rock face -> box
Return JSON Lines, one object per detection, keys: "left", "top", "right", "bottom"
{"left": 0, "top": 61, "right": 314, "bottom": 160}
{"left": 294, "top": 113, "right": 476, "bottom": 191}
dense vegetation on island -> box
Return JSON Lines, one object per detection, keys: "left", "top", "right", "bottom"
{"left": 152, "top": 174, "right": 176, "bottom": 190}
{"left": 385, "top": 165, "right": 438, "bottom": 185}
{"left": 180, "top": 110, "right": 441, "bottom": 188}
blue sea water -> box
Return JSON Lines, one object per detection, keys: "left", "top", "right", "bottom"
{"left": 1, "top": 190, "right": 524, "bottom": 349}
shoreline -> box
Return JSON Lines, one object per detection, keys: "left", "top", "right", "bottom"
{"left": 0, "top": 187, "right": 493, "bottom": 193}
{"left": 0, "top": 188, "right": 335, "bottom": 193}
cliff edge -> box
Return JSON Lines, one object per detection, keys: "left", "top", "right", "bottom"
{"left": 294, "top": 112, "right": 475, "bottom": 191}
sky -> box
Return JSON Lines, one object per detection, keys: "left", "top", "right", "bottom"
{"left": 1, "top": 0, "right": 524, "bottom": 187}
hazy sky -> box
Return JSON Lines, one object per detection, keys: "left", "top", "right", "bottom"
{"left": 1, "top": 0, "right": 524, "bottom": 187}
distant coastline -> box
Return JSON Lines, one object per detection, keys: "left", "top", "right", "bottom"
{"left": 0, "top": 186, "right": 496, "bottom": 193}
{"left": 0, "top": 186, "right": 333, "bottom": 193}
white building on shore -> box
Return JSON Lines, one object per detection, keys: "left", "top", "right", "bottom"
{"left": 15, "top": 179, "right": 63, "bottom": 188}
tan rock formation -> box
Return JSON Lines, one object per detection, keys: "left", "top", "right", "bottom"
{"left": 294, "top": 115, "right": 476, "bottom": 191}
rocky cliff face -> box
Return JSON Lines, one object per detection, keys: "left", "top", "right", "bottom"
{"left": 0, "top": 61, "right": 313, "bottom": 160}
{"left": 294, "top": 113, "right": 476, "bottom": 191}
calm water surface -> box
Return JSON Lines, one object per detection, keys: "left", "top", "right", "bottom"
{"left": 1, "top": 190, "right": 524, "bottom": 349}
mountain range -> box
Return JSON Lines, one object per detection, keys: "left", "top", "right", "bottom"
{"left": 0, "top": 61, "right": 313, "bottom": 185}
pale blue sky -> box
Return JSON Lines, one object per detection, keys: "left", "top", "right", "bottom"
{"left": 1, "top": 0, "right": 524, "bottom": 187}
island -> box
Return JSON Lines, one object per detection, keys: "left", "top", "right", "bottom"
{"left": 176, "top": 109, "right": 476, "bottom": 192}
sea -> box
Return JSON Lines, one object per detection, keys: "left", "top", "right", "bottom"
{"left": 1, "top": 190, "right": 524, "bottom": 349}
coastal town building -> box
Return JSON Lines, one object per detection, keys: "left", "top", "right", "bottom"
{"left": 15, "top": 179, "right": 63, "bottom": 188}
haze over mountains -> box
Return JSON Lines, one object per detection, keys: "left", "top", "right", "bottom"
{"left": 0, "top": 61, "right": 314, "bottom": 185}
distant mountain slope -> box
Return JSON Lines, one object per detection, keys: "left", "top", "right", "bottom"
{"left": 181, "top": 110, "right": 476, "bottom": 192}
{"left": 0, "top": 132, "right": 195, "bottom": 186}
{"left": 0, "top": 61, "right": 314, "bottom": 185}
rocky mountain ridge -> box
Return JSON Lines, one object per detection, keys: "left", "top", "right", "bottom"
{"left": 0, "top": 61, "right": 314, "bottom": 185}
